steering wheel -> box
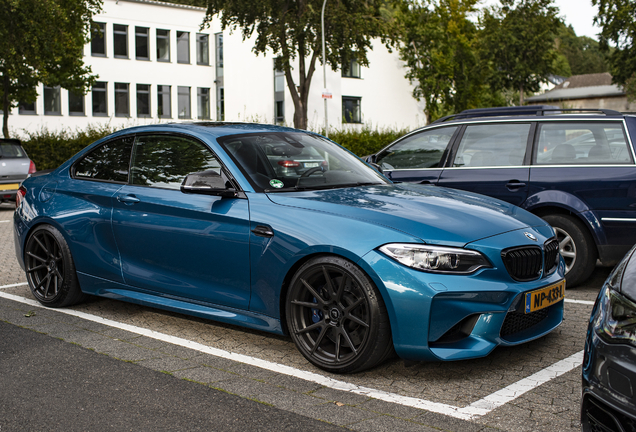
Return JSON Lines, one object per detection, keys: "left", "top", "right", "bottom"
{"left": 300, "top": 166, "right": 325, "bottom": 178}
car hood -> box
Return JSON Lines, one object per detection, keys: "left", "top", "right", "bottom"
{"left": 266, "top": 183, "right": 548, "bottom": 246}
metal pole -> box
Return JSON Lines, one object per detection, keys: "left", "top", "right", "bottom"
{"left": 321, "top": 0, "right": 328, "bottom": 138}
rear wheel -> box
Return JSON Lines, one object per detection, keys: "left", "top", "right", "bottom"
{"left": 542, "top": 214, "right": 597, "bottom": 288}
{"left": 286, "top": 256, "right": 393, "bottom": 373}
{"left": 24, "top": 225, "right": 86, "bottom": 307}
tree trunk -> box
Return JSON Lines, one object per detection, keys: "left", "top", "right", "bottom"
{"left": 3, "top": 74, "right": 10, "bottom": 138}
{"left": 519, "top": 83, "right": 525, "bottom": 106}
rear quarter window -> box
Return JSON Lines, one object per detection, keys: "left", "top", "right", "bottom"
{"left": 535, "top": 122, "right": 633, "bottom": 165}
{"left": 73, "top": 137, "right": 134, "bottom": 183}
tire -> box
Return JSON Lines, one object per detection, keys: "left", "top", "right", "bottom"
{"left": 286, "top": 256, "right": 393, "bottom": 374}
{"left": 24, "top": 225, "right": 86, "bottom": 307}
{"left": 542, "top": 214, "right": 597, "bottom": 288}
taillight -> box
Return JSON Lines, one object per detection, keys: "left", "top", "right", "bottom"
{"left": 16, "top": 186, "right": 26, "bottom": 207}
{"left": 28, "top": 160, "right": 36, "bottom": 174}
{"left": 278, "top": 160, "right": 300, "bottom": 168}
{"left": 321, "top": 161, "right": 329, "bottom": 167}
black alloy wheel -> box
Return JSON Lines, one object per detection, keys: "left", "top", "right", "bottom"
{"left": 24, "top": 225, "right": 86, "bottom": 307}
{"left": 286, "top": 256, "right": 393, "bottom": 373}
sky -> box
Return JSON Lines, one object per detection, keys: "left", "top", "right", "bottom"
{"left": 480, "top": 0, "right": 602, "bottom": 40}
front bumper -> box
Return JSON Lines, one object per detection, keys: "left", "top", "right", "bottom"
{"left": 361, "top": 249, "right": 565, "bottom": 362}
{"left": 582, "top": 330, "right": 636, "bottom": 431}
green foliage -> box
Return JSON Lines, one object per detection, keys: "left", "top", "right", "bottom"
{"left": 555, "top": 24, "right": 608, "bottom": 76}
{"left": 593, "top": 0, "right": 636, "bottom": 98}
{"left": 20, "top": 124, "right": 117, "bottom": 170}
{"left": 480, "top": 0, "right": 562, "bottom": 105}
{"left": 203, "top": 0, "right": 393, "bottom": 130}
{"left": 0, "top": 0, "right": 102, "bottom": 138}
{"left": 396, "top": 0, "right": 488, "bottom": 122}
{"left": 319, "top": 126, "right": 410, "bottom": 157}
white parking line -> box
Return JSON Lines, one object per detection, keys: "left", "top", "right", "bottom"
{"left": 0, "top": 290, "right": 585, "bottom": 421}
{"left": 0, "top": 282, "right": 28, "bottom": 289}
{"left": 0, "top": 220, "right": 10, "bottom": 223}
{"left": 564, "top": 298, "right": 595, "bottom": 306}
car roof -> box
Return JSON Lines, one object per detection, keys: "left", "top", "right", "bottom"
{"left": 105, "top": 122, "right": 308, "bottom": 140}
{"left": 432, "top": 106, "right": 626, "bottom": 125}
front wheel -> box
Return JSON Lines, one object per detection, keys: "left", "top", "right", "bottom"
{"left": 24, "top": 225, "right": 86, "bottom": 307}
{"left": 542, "top": 214, "right": 597, "bottom": 288}
{"left": 286, "top": 256, "right": 393, "bottom": 374}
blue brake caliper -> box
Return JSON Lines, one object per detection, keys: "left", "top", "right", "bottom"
{"left": 311, "top": 297, "right": 323, "bottom": 323}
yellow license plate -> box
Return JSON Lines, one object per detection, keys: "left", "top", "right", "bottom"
{"left": 525, "top": 279, "right": 565, "bottom": 313}
{"left": 0, "top": 183, "right": 20, "bottom": 191}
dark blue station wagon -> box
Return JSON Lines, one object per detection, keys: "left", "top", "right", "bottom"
{"left": 368, "top": 108, "right": 636, "bottom": 287}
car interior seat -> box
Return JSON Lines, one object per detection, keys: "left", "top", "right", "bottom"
{"left": 550, "top": 144, "right": 576, "bottom": 163}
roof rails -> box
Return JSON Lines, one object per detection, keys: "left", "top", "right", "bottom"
{"left": 432, "top": 106, "right": 623, "bottom": 123}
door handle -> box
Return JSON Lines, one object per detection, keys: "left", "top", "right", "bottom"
{"left": 251, "top": 225, "right": 274, "bottom": 238}
{"left": 505, "top": 180, "right": 526, "bottom": 190}
{"left": 117, "top": 194, "right": 140, "bottom": 204}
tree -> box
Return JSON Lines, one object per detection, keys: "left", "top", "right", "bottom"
{"left": 0, "top": 0, "right": 102, "bottom": 138}
{"left": 480, "top": 0, "right": 561, "bottom": 105}
{"left": 396, "top": 0, "right": 492, "bottom": 122}
{"left": 555, "top": 24, "right": 608, "bottom": 76}
{"left": 202, "top": 0, "right": 392, "bottom": 130}
{"left": 593, "top": 0, "right": 636, "bottom": 99}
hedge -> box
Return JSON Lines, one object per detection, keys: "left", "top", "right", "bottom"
{"left": 19, "top": 123, "right": 411, "bottom": 171}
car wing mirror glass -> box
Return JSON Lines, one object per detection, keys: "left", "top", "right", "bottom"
{"left": 180, "top": 169, "right": 238, "bottom": 198}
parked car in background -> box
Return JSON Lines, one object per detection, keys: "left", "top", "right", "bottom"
{"left": 14, "top": 123, "right": 565, "bottom": 373}
{"left": 367, "top": 107, "right": 636, "bottom": 287}
{"left": 582, "top": 244, "right": 636, "bottom": 431}
{"left": 0, "top": 139, "right": 36, "bottom": 205}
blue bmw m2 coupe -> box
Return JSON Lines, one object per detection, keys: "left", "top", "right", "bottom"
{"left": 14, "top": 123, "right": 565, "bottom": 373}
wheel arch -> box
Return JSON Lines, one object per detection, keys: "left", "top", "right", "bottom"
{"left": 277, "top": 250, "right": 395, "bottom": 338}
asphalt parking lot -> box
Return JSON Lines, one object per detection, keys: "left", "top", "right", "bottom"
{"left": 0, "top": 202, "right": 608, "bottom": 431}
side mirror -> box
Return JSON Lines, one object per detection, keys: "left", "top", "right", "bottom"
{"left": 180, "top": 169, "right": 238, "bottom": 198}
{"left": 369, "top": 162, "right": 383, "bottom": 174}
{"left": 366, "top": 154, "right": 377, "bottom": 164}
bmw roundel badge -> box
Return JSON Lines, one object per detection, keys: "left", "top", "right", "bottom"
{"left": 524, "top": 232, "right": 538, "bottom": 241}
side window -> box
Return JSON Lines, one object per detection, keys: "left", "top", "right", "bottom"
{"left": 453, "top": 123, "right": 530, "bottom": 167}
{"left": 73, "top": 137, "right": 134, "bottom": 183}
{"left": 535, "top": 122, "right": 634, "bottom": 165}
{"left": 131, "top": 135, "right": 221, "bottom": 190}
{"left": 376, "top": 126, "right": 457, "bottom": 170}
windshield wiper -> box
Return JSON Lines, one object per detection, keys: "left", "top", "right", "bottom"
{"left": 264, "top": 182, "right": 383, "bottom": 193}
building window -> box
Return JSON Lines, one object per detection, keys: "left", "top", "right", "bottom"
{"left": 197, "top": 34, "right": 209, "bottom": 65}
{"left": 137, "top": 84, "right": 151, "bottom": 117}
{"left": 342, "top": 58, "right": 361, "bottom": 78}
{"left": 156, "top": 29, "right": 170, "bottom": 62}
{"left": 113, "top": 24, "right": 128, "bottom": 58}
{"left": 68, "top": 90, "right": 85, "bottom": 116}
{"left": 197, "top": 87, "right": 210, "bottom": 120}
{"left": 177, "top": 31, "right": 190, "bottom": 64}
{"left": 342, "top": 97, "right": 361, "bottom": 123}
{"left": 92, "top": 81, "right": 108, "bottom": 116}
{"left": 115, "top": 83, "right": 130, "bottom": 117}
{"left": 274, "top": 65, "right": 285, "bottom": 124}
{"left": 157, "top": 85, "right": 171, "bottom": 118}
{"left": 178, "top": 86, "right": 191, "bottom": 119}
{"left": 44, "top": 86, "right": 61, "bottom": 115}
{"left": 91, "top": 22, "right": 106, "bottom": 56}
{"left": 217, "top": 87, "right": 224, "bottom": 121}
{"left": 135, "top": 26, "right": 149, "bottom": 60}
{"left": 215, "top": 33, "right": 223, "bottom": 71}
{"left": 19, "top": 101, "right": 36, "bottom": 115}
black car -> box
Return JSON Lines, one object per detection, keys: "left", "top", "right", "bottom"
{"left": 0, "top": 139, "right": 36, "bottom": 205}
{"left": 582, "top": 244, "right": 636, "bottom": 431}
{"left": 367, "top": 107, "right": 636, "bottom": 287}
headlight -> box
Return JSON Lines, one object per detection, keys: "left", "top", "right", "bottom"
{"left": 596, "top": 286, "right": 636, "bottom": 345}
{"left": 378, "top": 243, "right": 492, "bottom": 274}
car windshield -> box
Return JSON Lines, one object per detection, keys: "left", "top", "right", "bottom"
{"left": 219, "top": 132, "right": 389, "bottom": 192}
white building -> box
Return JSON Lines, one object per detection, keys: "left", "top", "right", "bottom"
{"left": 7, "top": 0, "right": 425, "bottom": 137}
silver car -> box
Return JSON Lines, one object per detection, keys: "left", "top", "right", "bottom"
{"left": 0, "top": 139, "right": 35, "bottom": 205}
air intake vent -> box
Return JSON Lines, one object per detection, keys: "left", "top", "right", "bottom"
{"left": 501, "top": 246, "right": 542, "bottom": 281}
